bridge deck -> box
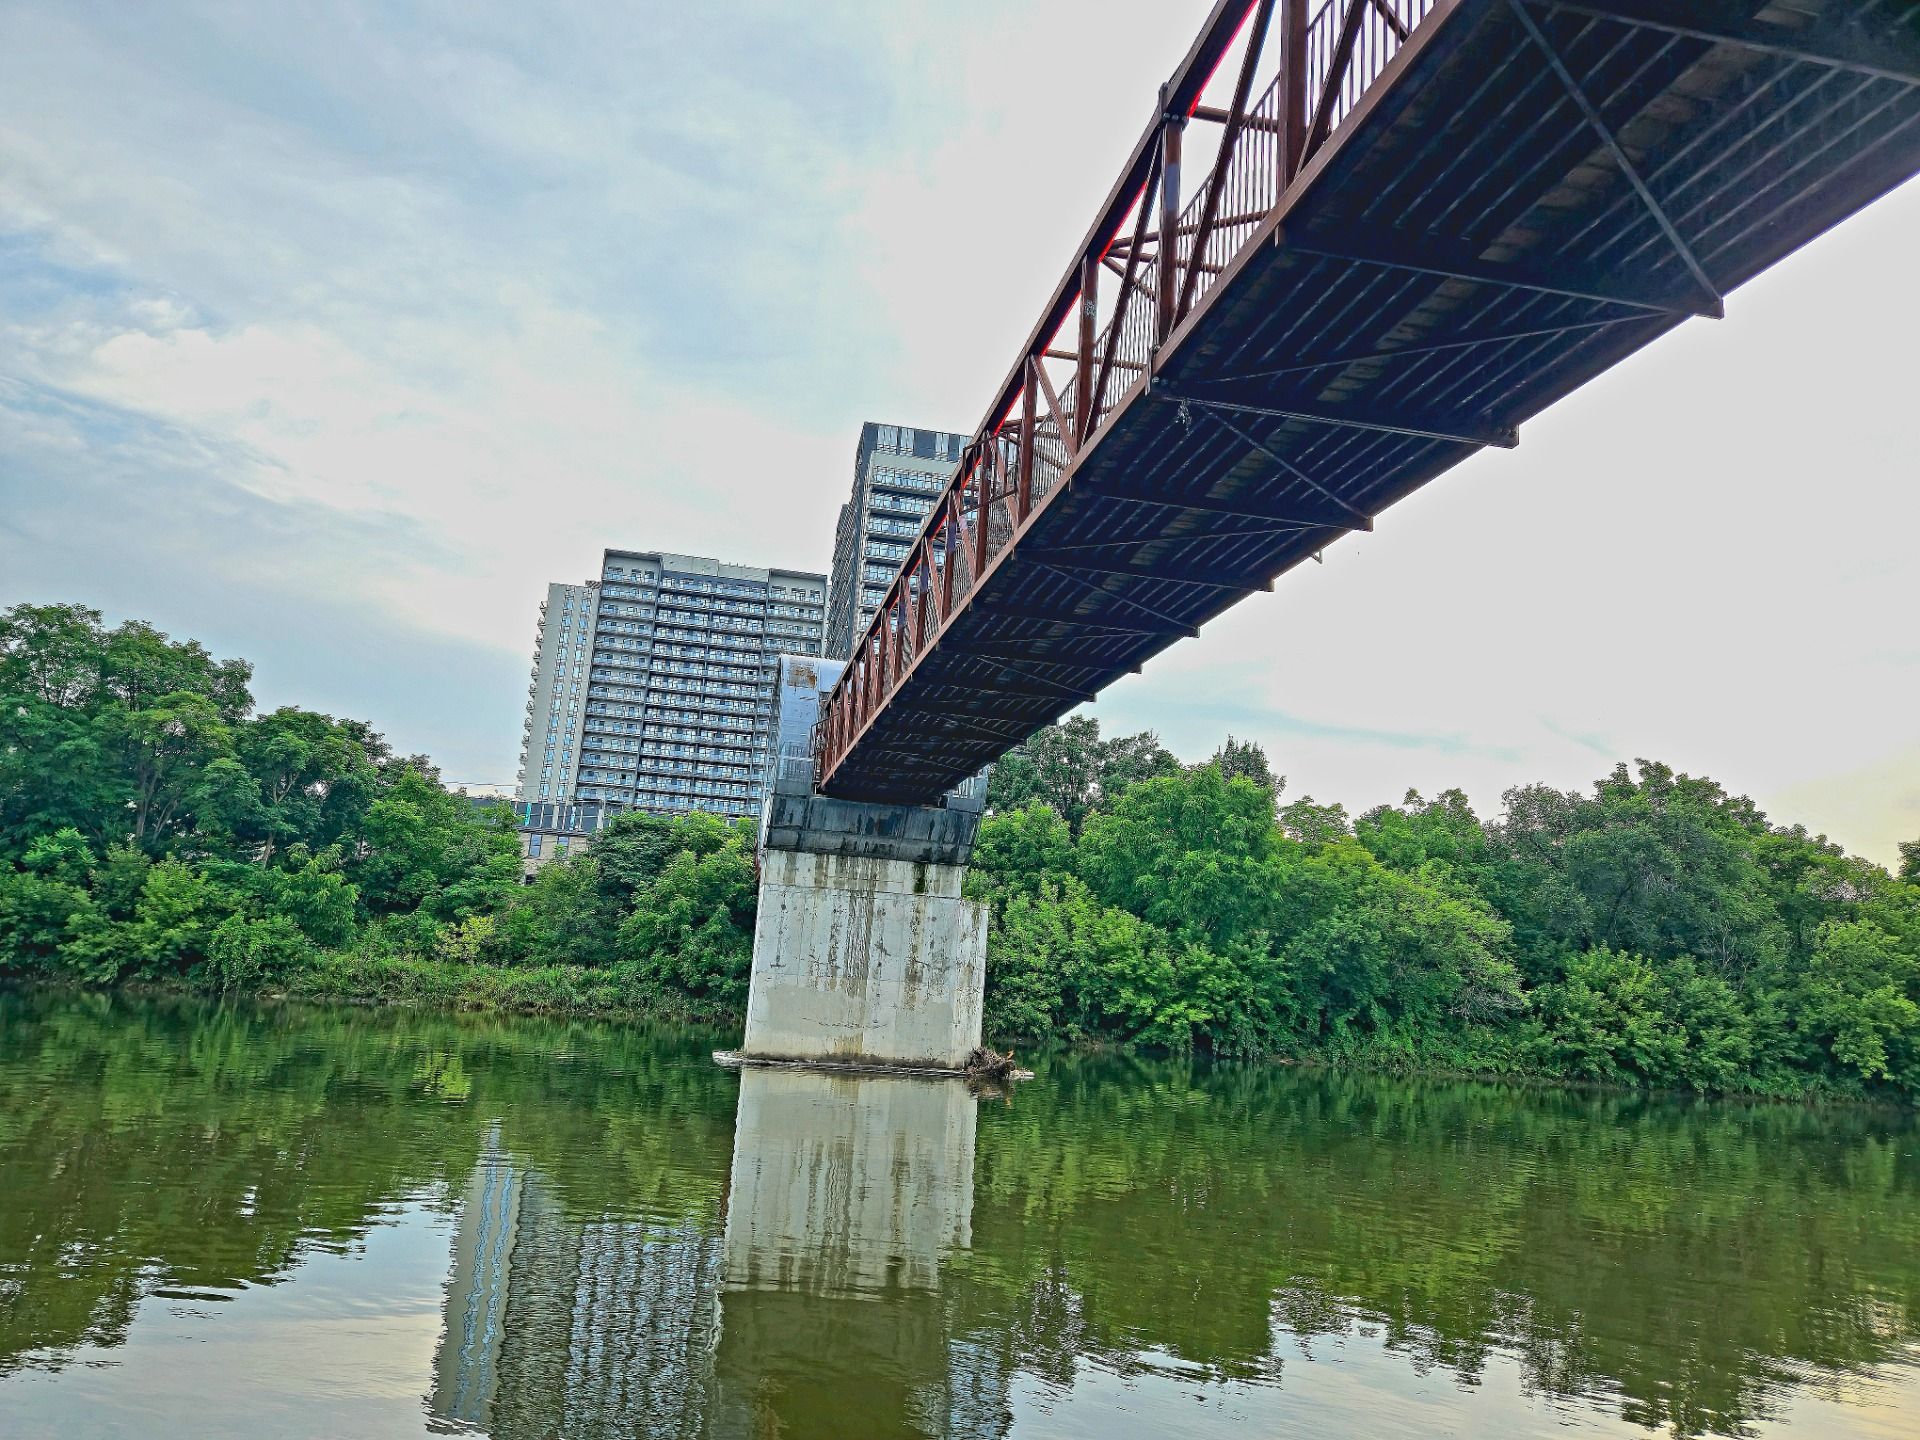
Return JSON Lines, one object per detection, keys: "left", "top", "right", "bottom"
{"left": 819, "top": 0, "right": 1920, "bottom": 804}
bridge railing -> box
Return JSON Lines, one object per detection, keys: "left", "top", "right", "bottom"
{"left": 1307, "top": 0, "right": 1440, "bottom": 146}
{"left": 817, "top": 0, "right": 1441, "bottom": 791}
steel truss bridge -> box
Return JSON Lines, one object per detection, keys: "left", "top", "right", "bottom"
{"left": 816, "top": 0, "right": 1920, "bottom": 804}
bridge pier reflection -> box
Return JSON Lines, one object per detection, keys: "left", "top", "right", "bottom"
{"left": 709, "top": 1067, "right": 1007, "bottom": 1439}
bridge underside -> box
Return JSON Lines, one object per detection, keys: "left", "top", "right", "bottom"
{"left": 821, "top": 0, "right": 1920, "bottom": 804}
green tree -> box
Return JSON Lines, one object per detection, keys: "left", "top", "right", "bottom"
{"left": 969, "top": 802, "right": 1076, "bottom": 905}
{"left": 347, "top": 765, "right": 520, "bottom": 924}
{"left": 1079, "top": 765, "right": 1280, "bottom": 948}
{"left": 1792, "top": 918, "right": 1919, "bottom": 1089}
{"left": 1484, "top": 762, "right": 1786, "bottom": 983}
{"left": 619, "top": 824, "right": 758, "bottom": 1007}
{"left": 231, "top": 708, "right": 388, "bottom": 864}
{"left": 987, "top": 716, "right": 1105, "bottom": 829}
{"left": 1208, "top": 734, "right": 1280, "bottom": 799}
{"left": 986, "top": 717, "right": 1180, "bottom": 833}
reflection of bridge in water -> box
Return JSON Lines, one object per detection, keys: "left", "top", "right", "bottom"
{"left": 430, "top": 1076, "right": 1007, "bottom": 1439}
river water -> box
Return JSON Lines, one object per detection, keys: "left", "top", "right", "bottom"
{"left": 1, "top": 990, "right": 1917, "bottom": 1439}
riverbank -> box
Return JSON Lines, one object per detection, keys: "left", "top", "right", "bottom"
{"left": 19, "top": 968, "right": 1901, "bottom": 1110}
{"left": 7, "top": 605, "right": 1916, "bottom": 1108}
{"left": 287, "top": 952, "right": 746, "bottom": 1027}
{"left": 58, "top": 955, "right": 744, "bottom": 1030}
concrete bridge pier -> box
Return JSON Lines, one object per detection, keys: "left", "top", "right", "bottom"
{"left": 743, "top": 658, "right": 987, "bottom": 1073}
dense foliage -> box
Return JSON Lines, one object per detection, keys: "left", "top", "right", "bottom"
{"left": 4, "top": 603, "right": 1917, "bottom": 1099}
{"left": 973, "top": 718, "right": 1920, "bottom": 1100}
{"left": 0, "top": 603, "right": 752, "bottom": 1018}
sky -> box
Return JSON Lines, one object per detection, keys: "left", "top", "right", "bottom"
{"left": 1, "top": 1, "right": 1915, "bottom": 866}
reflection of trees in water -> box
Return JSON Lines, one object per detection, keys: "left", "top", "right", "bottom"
{"left": 2, "top": 991, "right": 1918, "bottom": 1440}
{"left": 961, "top": 1057, "right": 1920, "bottom": 1437}
{"left": 0, "top": 991, "right": 736, "bottom": 1384}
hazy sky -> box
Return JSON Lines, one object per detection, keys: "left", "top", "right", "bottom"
{"left": 2, "top": 2, "right": 1915, "bottom": 865}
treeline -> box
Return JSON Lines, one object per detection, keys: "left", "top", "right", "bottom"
{"left": 976, "top": 716, "right": 1920, "bottom": 1099}
{"left": 4, "top": 603, "right": 1918, "bottom": 1099}
{"left": 0, "top": 603, "right": 753, "bottom": 1017}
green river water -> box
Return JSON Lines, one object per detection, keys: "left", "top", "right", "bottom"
{"left": 1, "top": 989, "right": 1916, "bottom": 1438}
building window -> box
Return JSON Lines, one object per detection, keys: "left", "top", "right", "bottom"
{"left": 528, "top": 834, "right": 543, "bottom": 857}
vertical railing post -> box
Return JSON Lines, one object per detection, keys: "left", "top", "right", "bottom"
{"left": 1075, "top": 253, "right": 1098, "bottom": 445}
{"left": 917, "top": 555, "right": 932, "bottom": 649}
{"left": 1282, "top": 0, "right": 1309, "bottom": 185}
{"left": 972, "top": 452, "right": 991, "bottom": 580}
{"left": 941, "top": 500, "right": 958, "bottom": 615}
{"left": 1156, "top": 99, "right": 1184, "bottom": 344}
{"left": 1016, "top": 383, "right": 1036, "bottom": 523}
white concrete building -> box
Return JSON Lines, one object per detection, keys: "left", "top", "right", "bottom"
{"left": 515, "top": 581, "right": 600, "bottom": 803}
{"left": 517, "top": 550, "right": 826, "bottom": 823}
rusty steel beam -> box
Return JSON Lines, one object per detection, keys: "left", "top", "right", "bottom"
{"left": 1029, "top": 562, "right": 1204, "bottom": 634}
{"left": 1076, "top": 254, "right": 1099, "bottom": 444}
{"left": 1508, "top": 0, "right": 1723, "bottom": 313}
{"left": 1094, "top": 149, "right": 1161, "bottom": 422}
{"left": 1033, "top": 356, "right": 1075, "bottom": 460}
{"left": 1157, "top": 104, "right": 1185, "bottom": 342}
{"left": 1370, "top": 0, "right": 1411, "bottom": 41}
{"left": 1282, "top": 0, "right": 1309, "bottom": 181}
{"left": 1069, "top": 480, "right": 1371, "bottom": 530}
{"left": 1283, "top": 224, "right": 1724, "bottom": 316}
{"left": 817, "top": 0, "right": 1279, "bottom": 787}
{"left": 1016, "top": 385, "right": 1037, "bottom": 522}
{"left": 1178, "top": 0, "right": 1278, "bottom": 323}
{"left": 1039, "top": 558, "right": 1274, "bottom": 591}
{"left": 1218, "top": 315, "right": 1641, "bottom": 381}
{"left": 968, "top": 0, "right": 1269, "bottom": 444}
{"left": 1110, "top": 208, "right": 1271, "bottom": 247}
{"left": 1171, "top": 384, "right": 1519, "bottom": 449}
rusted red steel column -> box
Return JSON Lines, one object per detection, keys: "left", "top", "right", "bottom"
{"left": 889, "top": 596, "right": 904, "bottom": 689}
{"left": 941, "top": 499, "right": 958, "bottom": 615}
{"left": 971, "top": 452, "right": 990, "bottom": 580}
{"left": 1015, "top": 385, "right": 1036, "bottom": 524}
{"left": 1282, "top": 0, "right": 1309, "bottom": 184}
{"left": 1075, "top": 254, "right": 1098, "bottom": 445}
{"left": 915, "top": 554, "right": 932, "bottom": 650}
{"left": 1156, "top": 104, "right": 1184, "bottom": 344}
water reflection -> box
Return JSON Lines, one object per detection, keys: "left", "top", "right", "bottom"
{"left": 2, "top": 991, "right": 1919, "bottom": 1440}
{"left": 711, "top": 1069, "right": 1000, "bottom": 1438}
{"left": 429, "top": 1130, "right": 724, "bottom": 1437}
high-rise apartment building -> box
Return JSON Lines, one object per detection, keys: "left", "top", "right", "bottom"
{"left": 516, "top": 551, "right": 825, "bottom": 822}
{"left": 825, "top": 422, "right": 969, "bottom": 660}
{"left": 516, "top": 581, "right": 600, "bottom": 804}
